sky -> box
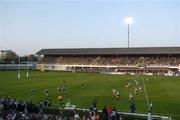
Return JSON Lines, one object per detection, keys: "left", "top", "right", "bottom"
{"left": 0, "top": 0, "right": 180, "bottom": 55}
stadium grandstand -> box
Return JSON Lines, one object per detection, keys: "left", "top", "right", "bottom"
{"left": 36, "top": 47, "right": 180, "bottom": 76}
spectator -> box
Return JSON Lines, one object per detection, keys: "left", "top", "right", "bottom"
{"left": 74, "top": 113, "right": 80, "bottom": 120}
{"left": 102, "top": 106, "right": 108, "bottom": 120}
{"left": 130, "top": 101, "right": 136, "bottom": 113}
{"left": 107, "top": 106, "right": 112, "bottom": 120}
{"left": 148, "top": 111, "right": 152, "bottom": 120}
{"left": 94, "top": 112, "right": 100, "bottom": 120}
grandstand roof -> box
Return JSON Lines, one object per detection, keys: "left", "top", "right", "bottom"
{"left": 36, "top": 47, "right": 180, "bottom": 56}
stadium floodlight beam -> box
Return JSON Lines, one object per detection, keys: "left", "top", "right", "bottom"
{"left": 124, "top": 17, "right": 133, "bottom": 48}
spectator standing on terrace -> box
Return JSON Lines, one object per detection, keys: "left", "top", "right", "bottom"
{"left": 107, "top": 106, "right": 113, "bottom": 120}
{"left": 111, "top": 107, "right": 118, "bottom": 120}
{"left": 148, "top": 111, "right": 152, "bottom": 120}
{"left": 0, "top": 116, "right": 3, "bottom": 120}
{"left": 38, "top": 101, "right": 44, "bottom": 114}
{"left": 89, "top": 107, "right": 94, "bottom": 119}
{"left": 0, "top": 102, "right": 3, "bottom": 112}
{"left": 94, "top": 112, "right": 100, "bottom": 120}
{"left": 102, "top": 106, "right": 108, "bottom": 120}
{"left": 74, "top": 113, "right": 80, "bottom": 120}
{"left": 74, "top": 109, "right": 80, "bottom": 120}
{"left": 83, "top": 109, "right": 89, "bottom": 120}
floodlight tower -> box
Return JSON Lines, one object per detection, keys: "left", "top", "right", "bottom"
{"left": 124, "top": 17, "right": 133, "bottom": 48}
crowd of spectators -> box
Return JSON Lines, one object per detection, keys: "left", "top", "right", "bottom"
{"left": 69, "top": 67, "right": 170, "bottom": 75}
{"left": 0, "top": 97, "right": 74, "bottom": 120}
{"left": 43, "top": 56, "right": 180, "bottom": 66}
{"left": 0, "top": 97, "right": 134, "bottom": 120}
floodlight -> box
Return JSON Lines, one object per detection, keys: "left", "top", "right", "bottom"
{"left": 40, "top": 55, "right": 44, "bottom": 58}
{"left": 124, "top": 17, "right": 133, "bottom": 24}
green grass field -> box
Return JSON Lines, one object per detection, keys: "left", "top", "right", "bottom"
{"left": 0, "top": 70, "right": 180, "bottom": 119}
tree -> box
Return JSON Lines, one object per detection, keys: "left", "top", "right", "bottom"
{"left": 29, "top": 54, "right": 38, "bottom": 61}
{"left": 20, "top": 54, "right": 38, "bottom": 62}
{"left": 0, "top": 50, "right": 18, "bottom": 63}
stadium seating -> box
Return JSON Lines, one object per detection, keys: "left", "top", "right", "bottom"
{"left": 43, "top": 56, "right": 180, "bottom": 66}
